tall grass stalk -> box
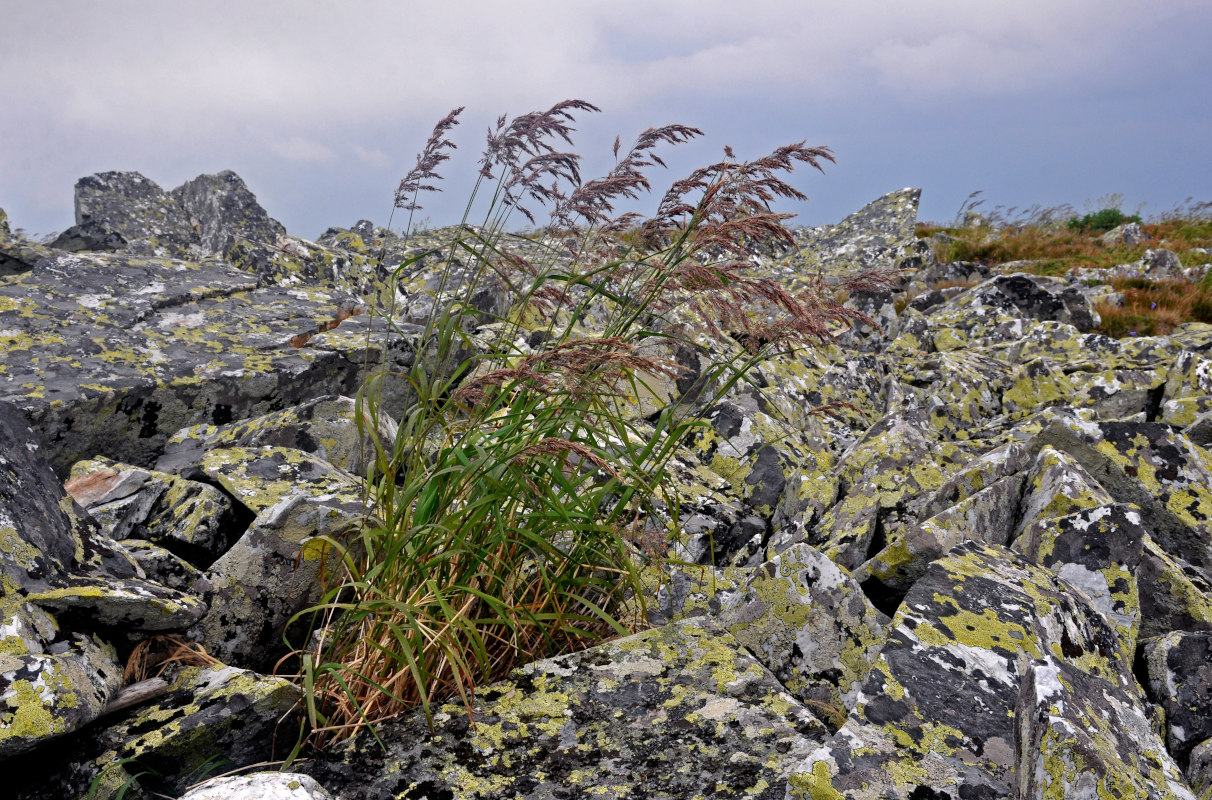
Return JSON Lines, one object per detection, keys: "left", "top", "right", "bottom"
{"left": 292, "top": 101, "right": 888, "bottom": 748}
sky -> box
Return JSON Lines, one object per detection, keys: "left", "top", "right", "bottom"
{"left": 2, "top": 1, "right": 1209, "bottom": 240}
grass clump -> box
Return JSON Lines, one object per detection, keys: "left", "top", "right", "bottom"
{"left": 1067, "top": 207, "right": 1141, "bottom": 233}
{"left": 292, "top": 101, "right": 887, "bottom": 748}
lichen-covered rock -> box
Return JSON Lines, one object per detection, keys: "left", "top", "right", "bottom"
{"left": 856, "top": 472, "right": 1025, "bottom": 602}
{"left": 680, "top": 544, "right": 890, "bottom": 724}
{"left": 789, "top": 542, "right": 1137, "bottom": 799}
{"left": 1137, "top": 535, "right": 1212, "bottom": 640}
{"left": 0, "top": 594, "right": 123, "bottom": 758}
{"left": 189, "top": 446, "right": 365, "bottom": 668}
{"left": 0, "top": 402, "right": 82, "bottom": 594}
{"left": 813, "top": 409, "right": 965, "bottom": 572}
{"left": 1016, "top": 657, "right": 1193, "bottom": 800}
{"left": 1014, "top": 502, "right": 1145, "bottom": 659}
{"left": 18, "top": 664, "right": 302, "bottom": 800}
{"left": 171, "top": 170, "right": 286, "bottom": 258}
{"left": 1032, "top": 411, "right": 1212, "bottom": 572}
{"left": 66, "top": 457, "right": 240, "bottom": 566}
{"left": 935, "top": 273, "right": 1102, "bottom": 332}
{"left": 155, "top": 394, "right": 397, "bottom": 478}
{"left": 119, "top": 538, "right": 205, "bottom": 592}
{"left": 0, "top": 250, "right": 375, "bottom": 474}
{"left": 69, "top": 171, "right": 201, "bottom": 258}
{"left": 180, "top": 774, "right": 333, "bottom": 800}
{"left": 26, "top": 574, "right": 206, "bottom": 633}
{"left": 1142, "top": 631, "right": 1212, "bottom": 771}
{"left": 303, "top": 618, "right": 829, "bottom": 799}
{"left": 1012, "top": 446, "right": 1115, "bottom": 541}
{"left": 681, "top": 392, "right": 835, "bottom": 565}
{"left": 775, "top": 188, "right": 926, "bottom": 292}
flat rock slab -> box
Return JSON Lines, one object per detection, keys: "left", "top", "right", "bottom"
{"left": 1, "top": 251, "right": 367, "bottom": 474}
{"left": 305, "top": 618, "right": 830, "bottom": 799}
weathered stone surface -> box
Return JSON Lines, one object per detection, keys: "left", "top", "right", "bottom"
{"left": 171, "top": 170, "right": 286, "bottom": 258}
{"left": 0, "top": 401, "right": 81, "bottom": 593}
{"left": 1142, "top": 631, "right": 1212, "bottom": 770}
{"left": 0, "top": 593, "right": 123, "bottom": 758}
{"left": 66, "top": 456, "right": 241, "bottom": 565}
{"left": 303, "top": 618, "right": 829, "bottom": 799}
{"left": 1014, "top": 502, "right": 1145, "bottom": 658}
{"left": 180, "top": 773, "right": 333, "bottom": 800}
{"left": 71, "top": 171, "right": 201, "bottom": 258}
{"left": 1137, "top": 536, "right": 1212, "bottom": 640}
{"left": 27, "top": 574, "right": 206, "bottom": 633}
{"left": 17, "top": 664, "right": 302, "bottom": 799}
{"left": 672, "top": 544, "right": 890, "bottom": 724}
{"left": 1016, "top": 657, "right": 1192, "bottom": 800}
{"left": 1032, "top": 411, "right": 1212, "bottom": 572}
{"left": 188, "top": 446, "right": 364, "bottom": 668}
{"left": 155, "top": 394, "right": 397, "bottom": 478}
{"left": 814, "top": 409, "right": 966, "bottom": 572}
{"left": 790, "top": 542, "right": 1135, "bottom": 799}
{"left": 0, "top": 250, "right": 372, "bottom": 474}
{"left": 119, "top": 538, "right": 205, "bottom": 592}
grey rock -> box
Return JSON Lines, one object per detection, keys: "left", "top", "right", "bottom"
{"left": 303, "top": 618, "right": 829, "bottom": 799}
{"left": 1137, "top": 536, "right": 1212, "bottom": 639}
{"left": 27, "top": 574, "right": 206, "bottom": 633}
{"left": 180, "top": 774, "right": 333, "bottom": 800}
{"left": 0, "top": 594, "right": 123, "bottom": 758}
{"left": 1142, "top": 631, "right": 1212, "bottom": 770}
{"left": 1031, "top": 410, "right": 1212, "bottom": 572}
{"left": 1015, "top": 657, "right": 1192, "bottom": 800}
{"left": 66, "top": 456, "right": 241, "bottom": 566}
{"left": 171, "top": 170, "right": 286, "bottom": 258}
{"left": 73, "top": 171, "right": 200, "bottom": 258}
{"left": 155, "top": 394, "right": 397, "bottom": 478}
{"left": 119, "top": 538, "right": 205, "bottom": 592}
{"left": 790, "top": 542, "right": 1139, "bottom": 798}
{"left": 188, "top": 446, "right": 364, "bottom": 669}
{"left": 20, "top": 664, "right": 302, "bottom": 799}
{"left": 1100, "top": 221, "right": 1149, "bottom": 247}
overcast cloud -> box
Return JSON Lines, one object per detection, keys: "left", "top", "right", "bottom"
{"left": 2, "top": 1, "right": 1208, "bottom": 238}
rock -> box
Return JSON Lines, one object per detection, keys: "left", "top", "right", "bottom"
{"left": 1016, "top": 657, "right": 1192, "bottom": 800}
{"left": 1100, "top": 221, "right": 1149, "bottom": 246}
{"left": 19, "top": 664, "right": 302, "bottom": 799}
{"left": 814, "top": 409, "right": 966, "bottom": 573}
{"left": 0, "top": 249, "right": 383, "bottom": 475}
{"left": 1012, "top": 502, "right": 1145, "bottom": 659}
{"left": 119, "top": 538, "right": 205, "bottom": 592}
{"left": 71, "top": 171, "right": 201, "bottom": 258}
{"left": 1136, "top": 536, "right": 1212, "bottom": 639}
{"left": 0, "top": 594, "right": 123, "bottom": 758}
{"left": 789, "top": 542, "right": 1143, "bottom": 799}
{"left": 1031, "top": 411, "right": 1212, "bottom": 573}
{"left": 1142, "top": 631, "right": 1212, "bottom": 770}
{"left": 171, "top": 170, "right": 286, "bottom": 258}
{"left": 303, "top": 618, "right": 829, "bottom": 799}
{"left": 935, "top": 273, "right": 1102, "bottom": 332}
{"left": 180, "top": 774, "right": 333, "bottom": 800}
{"left": 67, "top": 456, "right": 243, "bottom": 566}
{"left": 155, "top": 394, "right": 397, "bottom": 478}
{"left": 1191, "top": 739, "right": 1212, "bottom": 800}
{"left": 188, "top": 446, "right": 365, "bottom": 668}
{"left": 666, "top": 543, "right": 890, "bottom": 724}
{"left": 0, "top": 401, "right": 85, "bottom": 593}
{"left": 26, "top": 574, "right": 206, "bottom": 633}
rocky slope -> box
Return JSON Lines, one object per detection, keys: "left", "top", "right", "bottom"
{"left": 1, "top": 172, "right": 1211, "bottom": 798}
